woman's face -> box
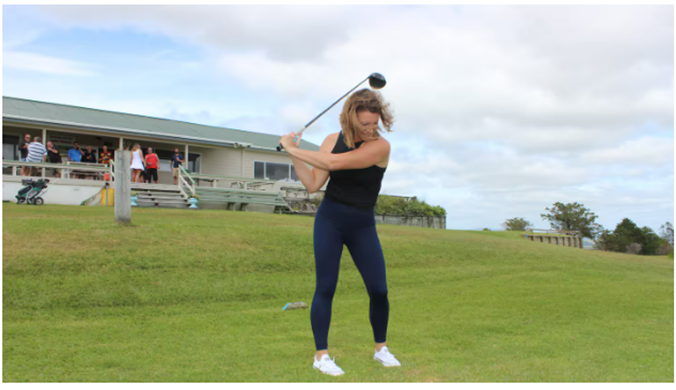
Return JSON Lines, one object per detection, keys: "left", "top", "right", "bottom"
{"left": 355, "top": 110, "right": 380, "bottom": 141}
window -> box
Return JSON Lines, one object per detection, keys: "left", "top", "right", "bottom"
{"left": 291, "top": 166, "right": 299, "bottom": 181}
{"left": 254, "top": 161, "right": 299, "bottom": 182}
{"left": 188, "top": 153, "right": 201, "bottom": 173}
{"left": 255, "top": 161, "right": 265, "bottom": 178}
{"left": 3, "top": 135, "right": 19, "bottom": 161}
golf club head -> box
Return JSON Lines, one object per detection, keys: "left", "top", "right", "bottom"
{"left": 368, "top": 73, "right": 387, "bottom": 89}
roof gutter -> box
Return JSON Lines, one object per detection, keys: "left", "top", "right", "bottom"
{"left": 3, "top": 114, "right": 282, "bottom": 152}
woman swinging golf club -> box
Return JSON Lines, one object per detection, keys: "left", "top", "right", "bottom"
{"left": 279, "top": 88, "right": 401, "bottom": 376}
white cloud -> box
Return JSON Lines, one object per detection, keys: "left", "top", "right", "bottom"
{"left": 3, "top": 51, "right": 98, "bottom": 76}
{"left": 32, "top": 6, "right": 674, "bottom": 136}
{"left": 35, "top": 5, "right": 360, "bottom": 61}
{"left": 209, "top": 6, "right": 673, "bottom": 156}
{"left": 580, "top": 136, "right": 674, "bottom": 166}
{"left": 7, "top": 4, "right": 674, "bottom": 231}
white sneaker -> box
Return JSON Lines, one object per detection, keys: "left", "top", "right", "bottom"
{"left": 313, "top": 354, "right": 345, "bottom": 376}
{"left": 374, "top": 346, "right": 401, "bottom": 367}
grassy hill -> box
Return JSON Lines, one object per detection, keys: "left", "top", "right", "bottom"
{"left": 3, "top": 204, "right": 673, "bottom": 382}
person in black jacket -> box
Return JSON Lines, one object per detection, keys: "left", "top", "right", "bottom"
{"left": 46, "top": 141, "right": 62, "bottom": 177}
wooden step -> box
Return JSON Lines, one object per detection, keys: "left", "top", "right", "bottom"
{"left": 138, "top": 194, "right": 187, "bottom": 200}
{"left": 133, "top": 189, "right": 183, "bottom": 195}
{"left": 136, "top": 199, "right": 188, "bottom": 205}
{"left": 136, "top": 202, "right": 190, "bottom": 209}
{"left": 130, "top": 184, "right": 180, "bottom": 191}
{"left": 196, "top": 187, "right": 278, "bottom": 196}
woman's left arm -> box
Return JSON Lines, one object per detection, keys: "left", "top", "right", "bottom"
{"left": 281, "top": 133, "right": 389, "bottom": 171}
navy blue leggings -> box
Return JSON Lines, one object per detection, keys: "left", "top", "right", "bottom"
{"left": 311, "top": 196, "right": 389, "bottom": 351}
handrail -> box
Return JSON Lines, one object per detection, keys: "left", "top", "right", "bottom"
{"left": 3, "top": 160, "right": 111, "bottom": 172}
{"left": 179, "top": 175, "right": 195, "bottom": 198}
{"left": 189, "top": 173, "right": 284, "bottom": 185}
{"left": 65, "top": 161, "right": 108, "bottom": 167}
{"left": 196, "top": 187, "right": 283, "bottom": 196}
{"left": 178, "top": 165, "right": 196, "bottom": 197}
{"left": 279, "top": 186, "right": 321, "bottom": 193}
{"left": 524, "top": 229, "right": 581, "bottom": 236}
{"left": 4, "top": 160, "right": 116, "bottom": 182}
{"left": 179, "top": 165, "right": 196, "bottom": 187}
{"left": 176, "top": 183, "right": 190, "bottom": 200}
{"left": 188, "top": 173, "right": 292, "bottom": 191}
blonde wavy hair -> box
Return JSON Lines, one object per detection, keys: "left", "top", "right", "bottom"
{"left": 339, "top": 88, "right": 394, "bottom": 149}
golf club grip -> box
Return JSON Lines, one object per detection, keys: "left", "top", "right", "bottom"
{"left": 277, "top": 127, "right": 307, "bottom": 152}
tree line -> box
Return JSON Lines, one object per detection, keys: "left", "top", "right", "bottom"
{"left": 500, "top": 202, "right": 674, "bottom": 257}
{"left": 309, "top": 194, "right": 447, "bottom": 217}
{"left": 375, "top": 195, "right": 447, "bottom": 217}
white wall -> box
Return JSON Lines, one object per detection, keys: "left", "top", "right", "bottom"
{"left": 194, "top": 145, "right": 242, "bottom": 178}
{"left": 3, "top": 179, "right": 104, "bottom": 205}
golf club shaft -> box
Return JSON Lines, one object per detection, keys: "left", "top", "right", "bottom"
{"left": 277, "top": 75, "right": 371, "bottom": 152}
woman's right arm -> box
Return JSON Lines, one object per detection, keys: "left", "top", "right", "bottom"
{"left": 290, "top": 133, "right": 336, "bottom": 193}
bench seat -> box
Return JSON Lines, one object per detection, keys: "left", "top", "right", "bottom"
{"left": 195, "top": 187, "right": 290, "bottom": 212}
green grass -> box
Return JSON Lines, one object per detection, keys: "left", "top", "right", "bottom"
{"left": 3, "top": 204, "right": 673, "bottom": 382}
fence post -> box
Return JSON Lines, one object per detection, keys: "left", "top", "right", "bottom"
{"left": 114, "top": 150, "right": 131, "bottom": 225}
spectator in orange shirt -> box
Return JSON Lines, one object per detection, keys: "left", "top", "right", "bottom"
{"left": 144, "top": 147, "right": 159, "bottom": 184}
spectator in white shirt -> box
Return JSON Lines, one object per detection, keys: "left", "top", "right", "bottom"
{"left": 26, "top": 137, "right": 47, "bottom": 176}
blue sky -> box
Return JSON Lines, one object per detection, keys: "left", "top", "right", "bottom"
{"left": 3, "top": 5, "right": 674, "bottom": 234}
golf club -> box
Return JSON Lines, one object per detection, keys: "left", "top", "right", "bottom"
{"left": 276, "top": 72, "right": 387, "bottom": 152}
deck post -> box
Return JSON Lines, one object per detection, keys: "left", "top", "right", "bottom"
{"left": 42, "top": 129, "right": 47, "bottom": 178}
{"left": 114, "top": 150, "right": 132, "bottom": 225}
{"left": 241, "top": 148, "right": 245, "bottom": 177}
{"left": 185, "top": 144, "right": 189, "bottom": 171}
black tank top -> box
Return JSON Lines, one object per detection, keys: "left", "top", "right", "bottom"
{"left": 325, "top": 132, "right": 386, "bottom": 209}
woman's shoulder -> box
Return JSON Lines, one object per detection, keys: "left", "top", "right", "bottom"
{"left": 319, "top": 132, "right": 341, "bottom": 151}
{"left": 368, "top": 135, "right": 390, "bottom": 150}
{"left": 325, "top": 132, "right": 340, "bottom": 142}
{"left": 374, "top": 135, "right": 389, "bottom": 145}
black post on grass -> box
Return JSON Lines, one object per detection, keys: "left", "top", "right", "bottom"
{"left": 114, "top": 150, "right": 131, "bottom": 225}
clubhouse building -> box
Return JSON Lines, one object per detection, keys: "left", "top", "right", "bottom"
{"left": 2, "top": 96, "right": 320, "bottom": 209}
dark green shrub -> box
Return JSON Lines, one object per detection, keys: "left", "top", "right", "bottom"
{"left": 374, "top": 195, "right": 446, "bottom": 217}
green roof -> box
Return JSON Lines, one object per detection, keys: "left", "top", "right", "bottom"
{"left": 2, "top": 96, "right": 320, "bottom": 152}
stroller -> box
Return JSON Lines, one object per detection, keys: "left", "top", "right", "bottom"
{"left": 16, "top": 178, "right": 51, "bottom": 205}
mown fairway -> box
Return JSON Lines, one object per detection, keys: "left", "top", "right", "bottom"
{"left": 3, "top": 204, "right": 673, "bottom": 382}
